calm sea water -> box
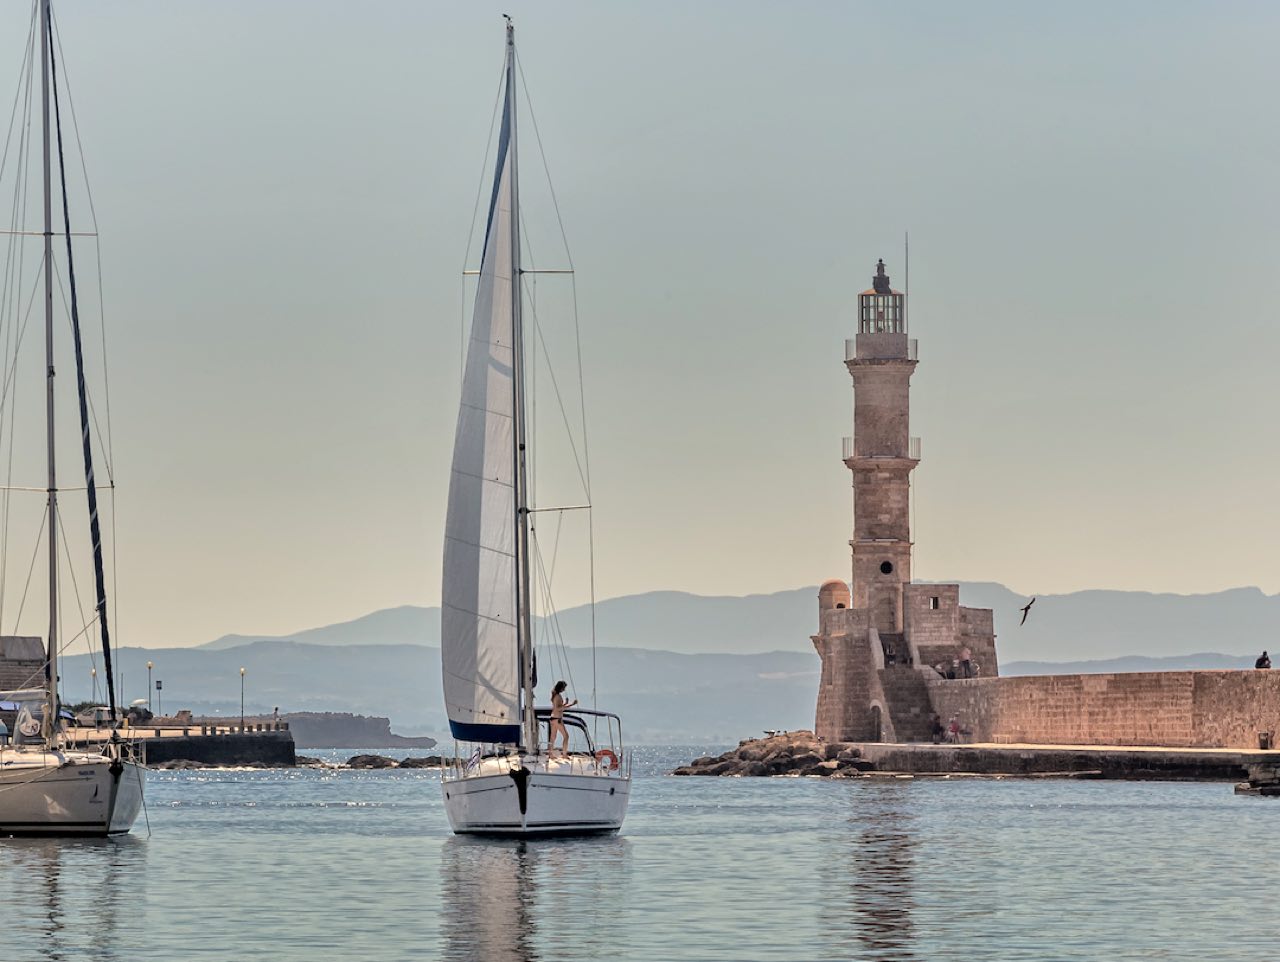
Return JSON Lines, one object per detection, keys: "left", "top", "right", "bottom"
{"left": 0, "top": 746, "right": 1273, "bottom": 961}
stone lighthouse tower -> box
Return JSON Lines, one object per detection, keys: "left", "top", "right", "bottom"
{"left": 846, "top": 258, "right": 916, "bottom": 635}
{"left": 812, "top": 258, "right": 997, "bottom": 743}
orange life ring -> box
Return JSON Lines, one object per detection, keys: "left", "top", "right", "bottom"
{"left": 595, "top": 749, "right": 620, "bottom": 771}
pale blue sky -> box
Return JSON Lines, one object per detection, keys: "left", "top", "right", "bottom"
{"left": 0, "top": 1, "right": 1276, "bottom": 648}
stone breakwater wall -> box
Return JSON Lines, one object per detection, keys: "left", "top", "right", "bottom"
{"left": 856, "top": 743, "right": 1253, "bottom": 780}
{"left": 673, "top": 732, "right": 873, "bottom": 777}
{"left": 143, "top": 731, "right": 296, "bottom": 767}
{"left": 673, "top": 734, "right": 1262, "bottom": 781}
{"left": 925, "top": 670, "right": 1280, "bottom": 750}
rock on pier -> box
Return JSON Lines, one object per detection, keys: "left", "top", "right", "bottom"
{"left": 673, "top": 731, "right": 872, "bottom": 777}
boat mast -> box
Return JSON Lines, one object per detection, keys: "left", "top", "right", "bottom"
{"left": 39, "top": 0, "right": 59, "bottom": 744}
{"left": 506, "top": 19, "right": 537, "bottom": 754}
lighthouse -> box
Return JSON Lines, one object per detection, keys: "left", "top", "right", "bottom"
{"left": 812, "top": 258, "right": 997, "bottom": 743}
{"left": 845, "top": 258, "right": 917, "bottom": 634}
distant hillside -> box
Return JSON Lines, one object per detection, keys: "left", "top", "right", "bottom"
{"left": 1004, "top": 653, "right": 1258, "bottom": 676}
{"left": 156, "top": 580, "right": 1280, "bottom": 741}
{"left": 60, "top": 643, "right": 820, "bottom": 744}
{"left": 194, "top": 582, "right": 1280, "bottom": 663}
{"left": 201, "top": 605, "right": 435, "bottom": 650}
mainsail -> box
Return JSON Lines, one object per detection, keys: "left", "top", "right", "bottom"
{"left": 441, "top": 63, "right": 522, "bottom": 743}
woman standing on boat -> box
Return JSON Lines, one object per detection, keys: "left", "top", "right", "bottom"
{"left": 549, "top": 681, "right": 577, "bottom": 754}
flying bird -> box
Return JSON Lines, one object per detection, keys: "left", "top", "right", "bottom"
{"left": 1019, "top": 597, "right": 1036, "bottom": 626}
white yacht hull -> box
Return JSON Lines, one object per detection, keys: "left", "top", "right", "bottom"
{"left": 0, "top": 750, "right": 145, "bottom": 837}
{"left": 443, "top": 757, "right": 630, "bottom": 837}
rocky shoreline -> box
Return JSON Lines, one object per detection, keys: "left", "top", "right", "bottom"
{"left": 151, "top": 753, "right": 456, "bottom": 771}
{"left": 673, "top": 732, "right": 873, "bottom": 777}
{"left": 675, "top": 731, "right": 1263, "bottom": 781}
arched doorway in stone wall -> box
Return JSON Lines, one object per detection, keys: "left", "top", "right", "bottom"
{"left": 870, "top": 704, "right": 883, "bottom": 743}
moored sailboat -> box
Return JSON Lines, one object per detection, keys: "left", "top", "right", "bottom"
{"left": 440, "top": 19, "right": 630, "bottom": 837}
{"left": 0, "top": 0, "right": 144, "bottom": 837}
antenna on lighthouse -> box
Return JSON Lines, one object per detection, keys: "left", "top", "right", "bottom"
{"left": 904, "top": 232, "right": 909, "bottom": 334}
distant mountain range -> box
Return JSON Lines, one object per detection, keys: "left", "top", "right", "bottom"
{"left": 77, "top": 582, "right": 1273, "bottom": 741}
{"left": 59, "top": 643, "right": 820, "bottom": 744}
{"left": 196, "top": 582, "right": 1280, "bottom": 664}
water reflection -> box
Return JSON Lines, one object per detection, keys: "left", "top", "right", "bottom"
{"left": 440, "top": 835, "right": 630, "bottom": 962}
{"left": 823, "top": 784, "right": 919, "bottom": 962}
{"left": 0, "top": 836, "right": 145, "bottom": 961}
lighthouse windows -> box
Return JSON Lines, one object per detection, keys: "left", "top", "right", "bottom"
{"left": 858, "top": 294, "right": 904, "bottom": 334}
{"left": 879, "top": 561, "right": 894, "bottom": 575}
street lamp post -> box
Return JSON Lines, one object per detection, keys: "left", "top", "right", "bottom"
{"left": 147, "top": 661, "right": 153, "bottom": 712}
{"left": 156, "top": 680, "right": 162, "bottom": 717}
{"left": 240, "top": 667, "right": 246, "bottom": 732}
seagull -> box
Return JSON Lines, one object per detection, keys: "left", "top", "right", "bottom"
{"left": 1019, "top": 597, "right": 1036, "bottom": 626}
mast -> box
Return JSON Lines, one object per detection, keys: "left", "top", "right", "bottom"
{"left": 40, "top": 0, "right": 58, "bottom": 744}
{"left": 506, "top": 19, "right": 537, "bottom": 754}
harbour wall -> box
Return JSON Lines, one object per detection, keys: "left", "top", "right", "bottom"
{"left": 140, "top": 731, "right": 296, "bottom": 766}
{"left": 925, "top": 669, "right": 1280, "bottom": 750}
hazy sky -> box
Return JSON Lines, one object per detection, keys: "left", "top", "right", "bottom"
{"left": 0, "top": 1, "right": 1276, "bottom": 650}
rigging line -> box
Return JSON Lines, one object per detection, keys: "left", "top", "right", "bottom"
{"left": 515, "top": 51, "right": 599, "bottom": 703}
{"left": 0, "top": 3, "right": 37, "bottom": 187}
{"left": 514, "top": 50, "right": 574, "bottom": 271}
{"left": 0, "top": 255, "right": 43, "bottom": 415}
{"left": 0, "top": 64, "right": 36, "bottom": 634}
{"left": 0, "top": 265, "right": 42, "bottom": 631}
{"left": 1, "top": 13, "right": 35, "bottom": 389}
{"left": 0, "top": 11, "right": 34, "bottom": 332}
{"left": 537, "top": 554, "right": 575, "bottom": 698}
{"left": 49, "top": 256, "right": 111, "bottom": 475}
{"left": 0, "top": 263, "right": 42, "bottom": 432}
{"left": 55, "top": 503, "right": 92, "bottom": 659}
{"left": 8, "top": 609, "right": 101, "bottom": 695}
{"left": 53, "top": 6, "right": 115, "bottom": 482}
{"left": 565, "top": 273, "right": 599, "bottom": 711}
{"left": 0, "top": 229, "right": 94, "bottom": 236}
{"left": 49, "top": 11, "right": 117, "bottom": 718}
{"left": 524, "top": 291, "right": 590, "bottom": 495}
{"left": 530, "top": 535, "right": 572, "bottom": 696}
{"left": 0, "top": 484, "right": 109, "bottom": 492}
{"left": 10, "top": 503, "right": 47, "bottom": 633}
{"left": 459, "top": 57, "right": 508, "bottom": 380}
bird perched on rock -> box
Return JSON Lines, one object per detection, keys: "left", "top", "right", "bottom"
{"left": 1019, "top": 597, "right": 1036, "bottom": 626}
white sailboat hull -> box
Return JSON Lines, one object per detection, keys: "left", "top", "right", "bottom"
{"left": 0, "top": 750, "right": 145, "bottom": 837}
{"left": 443, "top": 757, "right": 630, "bottom": 837}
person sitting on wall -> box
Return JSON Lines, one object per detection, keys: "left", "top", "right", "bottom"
{"left": 946, "top": 715, "right": 961, "bottom": 743}
{"left": 933, "top": 663, "right": 947, "bottom": 680}
{"left": 1256, "top": 650, "right": 1272, "bottom": 670}
{"left": 947, "top": 660, "right": 958, "bottom": 680}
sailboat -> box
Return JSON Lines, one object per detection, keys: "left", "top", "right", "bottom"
{"left": 0, "top": 0, "right": 144, "bottom": 836}
{"left": 440, "top": 19, "right": 631, "bottom": 836}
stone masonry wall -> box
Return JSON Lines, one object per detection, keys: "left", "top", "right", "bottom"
{"left": 904, "top": 584, "right": 959, "bottom": 668}
{"left": 814, "top": 607, "right": 878, "bottom": 742}
{"left": 959, "top": 606, "right": 999, "bottom": 677}
{"left": 925, "top": 670, "right": 1280, "bottom": 749}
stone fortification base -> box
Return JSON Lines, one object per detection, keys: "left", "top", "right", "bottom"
{"left": 675, "top": 731, "right": 1276, "bottom": 781}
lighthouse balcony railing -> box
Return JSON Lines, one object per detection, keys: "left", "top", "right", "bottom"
{"left": 843, "top": 436, "right": 922, "bottom": 461}
{"left": 845, "top": 337, "right": 918, "bottom": 362}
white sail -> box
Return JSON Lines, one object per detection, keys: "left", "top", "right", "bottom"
{"left": 441, "top": 91, "right": 522, "bottom": 743}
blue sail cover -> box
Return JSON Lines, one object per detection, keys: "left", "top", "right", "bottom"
{"left": 441, "top": 78, "right": 521, "bottom": 744}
